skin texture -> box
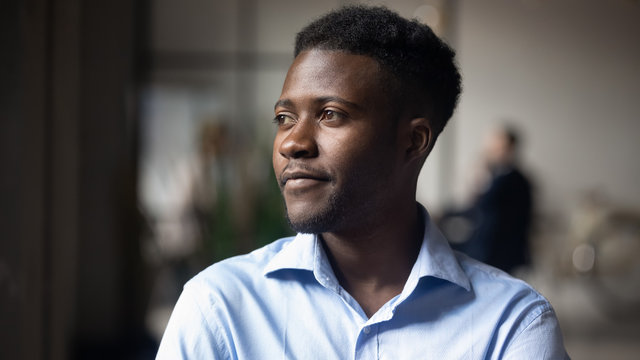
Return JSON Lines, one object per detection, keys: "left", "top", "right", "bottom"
{"left": 273, "top": 49, "right": 435, "bottom": 317}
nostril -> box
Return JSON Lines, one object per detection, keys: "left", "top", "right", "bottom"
{"left": 280, "top": 142, "right": 314, "bottom": 159}
{"left": 292, "top": 149, "right": 309, "bottom": 158}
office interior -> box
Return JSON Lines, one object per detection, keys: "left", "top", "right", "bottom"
{"left": 2, "top": 0, "right": 639, "bottom": 359}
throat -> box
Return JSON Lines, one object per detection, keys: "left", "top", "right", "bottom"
{"left": 319, "top": 203, "right": 424, "bottom": 318}
{"left": 348, "top": 284, "right": 405, "bottom": 318}
{"left": 320, "top": 236, "right": 418, "bottom": 318}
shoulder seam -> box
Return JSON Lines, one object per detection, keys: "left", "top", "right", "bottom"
{"left": 502, "top": 303, "right": 554, "bottom": 355}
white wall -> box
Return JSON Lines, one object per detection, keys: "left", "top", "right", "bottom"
{"left": 444, "top": 0, "right": 640, "bottom": 221}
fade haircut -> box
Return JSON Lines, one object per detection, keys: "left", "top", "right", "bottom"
{"left": 294, "top": 5, "right": 462, "bottom": 137}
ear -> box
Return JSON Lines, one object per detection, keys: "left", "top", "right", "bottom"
{"left": 405, "top": 117, "right": 434, "bottom": 162}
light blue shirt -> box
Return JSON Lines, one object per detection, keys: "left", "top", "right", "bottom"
{"left": 157, "top": 209, "right": 568, "bottom": 359}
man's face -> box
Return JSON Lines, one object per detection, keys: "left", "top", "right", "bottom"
{"left": 273, "top": 49, "right": 404, "bottom": 234}
{"left": 484, "top": 129, "right": 512, "bottom": 166}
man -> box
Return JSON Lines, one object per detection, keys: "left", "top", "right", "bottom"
{"left": 445, "top": 126, "right": 533, "bottom": 274}
{"left": 475, "top": 126, "right": 533, "bottom": 273}
{"left": 157, "top": 6, "right": 568, "bottom": 359}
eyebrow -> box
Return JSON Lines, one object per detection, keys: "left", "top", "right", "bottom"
{"left": 274, "top": 99, "right": 293, "bottom": 111}
{"left": 274, "top": 96, "right": 364, "bottom": 112}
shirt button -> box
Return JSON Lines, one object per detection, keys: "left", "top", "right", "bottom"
{"left": 363, "top": 326, "right": 371, "bottom": 334}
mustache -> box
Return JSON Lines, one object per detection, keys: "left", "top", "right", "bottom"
{"left": 279, "top": 162, "right": 332, "bottom": 187}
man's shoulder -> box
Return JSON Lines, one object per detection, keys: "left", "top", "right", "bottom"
{"left": 186, "top": 236, "right": 296, "bottom": 294}
{"left": 454, "top": 252, "right": 551, "bottom": 312}
{"left": 451, "top": 253, "right": 567, "bottom": 358}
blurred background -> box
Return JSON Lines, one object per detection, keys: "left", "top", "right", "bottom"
{"left": 1, "top": 0, "right": 639, "bottom": 359}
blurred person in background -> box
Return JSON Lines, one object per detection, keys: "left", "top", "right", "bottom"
{"left": 441, "top": 125, "right": 533, "bottom": 274}
{"left": 157, "top": 6, "right": 566, "bottom": 359}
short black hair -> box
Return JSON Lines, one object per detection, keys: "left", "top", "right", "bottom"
{"left": 294, "top": 5, "right": 462, "bottom": 136}
{"left": 502, "top": 125, "right": 521, "bottom": 150}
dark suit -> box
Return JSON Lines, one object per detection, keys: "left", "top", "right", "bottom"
{"left": 450, "top": 166, "right": 533, "bottom": 273}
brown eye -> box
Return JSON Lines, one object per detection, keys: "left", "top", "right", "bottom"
{"left": 324, "top": 110, "right": 335, "bottom": 119}
{"left": 274, "top": 114, "right": 295, "bottom": 126}
{"left": 321, "top": 109, "right": 343, "bottom": 122}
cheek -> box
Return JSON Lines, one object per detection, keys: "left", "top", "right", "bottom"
{"left": 272, "top": 136, "right": 284, "bottom": 174}
{"left": 318, "top": 133, "right": 359, "bottom": 172}
{"left": 320, "top": 126, "right": 375, "bottom": 154}
{"left": 321, "top": 134, "right": 385, "bottom": 177}
{"left": 346, "top": 140, "right": 400, "bottom": 184}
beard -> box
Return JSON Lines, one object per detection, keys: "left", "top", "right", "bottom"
{"left": 277, "top": 150, "right": 394, "bottom": 235}
{"left": 280, "top": 167, "right": 379, "bottom": 235}
{"left": 282, "top": 186, "right": 345, "bottom": 234}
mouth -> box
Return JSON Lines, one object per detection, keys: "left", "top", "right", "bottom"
{"left": 280, "top": 168, "right": 331, "bottom": 192}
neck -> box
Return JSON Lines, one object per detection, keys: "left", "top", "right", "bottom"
{"left": 320, "top": 202, "right": 423, "bottom": 317}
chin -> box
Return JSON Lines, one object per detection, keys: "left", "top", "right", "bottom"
{"left": 286, "top": 210, "right": 330, "bottom": 234}
{"left": 284, "top": 201, "right": 341, "bottom": 234}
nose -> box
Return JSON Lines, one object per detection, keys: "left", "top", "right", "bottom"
{"left": 277, "top": 119, "right": 319, "bottom": 159}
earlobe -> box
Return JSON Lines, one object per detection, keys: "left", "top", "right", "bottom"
{"left": 406, "top": 117, "right": 433, "bottom": 161}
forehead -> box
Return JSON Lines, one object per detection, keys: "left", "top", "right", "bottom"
{"left": 279, "top": 50, "right": 388, "bottom": 107}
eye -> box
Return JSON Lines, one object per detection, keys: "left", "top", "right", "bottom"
{"left": 320, "top": 109, "right": 344, "bottom": 122}
{"left": 273, "top": 114, "right": 295, "bottom": 127}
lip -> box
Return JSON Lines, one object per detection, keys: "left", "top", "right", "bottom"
{"left": 280, "top": 170, "right": 330, "bottom": 191}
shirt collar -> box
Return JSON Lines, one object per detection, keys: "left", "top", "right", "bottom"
{"left": 263, "top": 233, "right": 317, "bottom": 275}
{"left": 409, "top": 205, "right": 471, "bottom": 291}
{"left": 263, "top": 204, "right": 470, "bottom": 292}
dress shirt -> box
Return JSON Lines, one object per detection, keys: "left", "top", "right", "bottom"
{"left": 157, "top": 206, "right": 568, "bottom": 359}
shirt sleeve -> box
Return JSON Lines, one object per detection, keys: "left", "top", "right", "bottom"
{"left": 503, "top": 307, "right": 570, "bottom": 360}
{"left": 156, "top": 284, "right": 231, "bottom": 360}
